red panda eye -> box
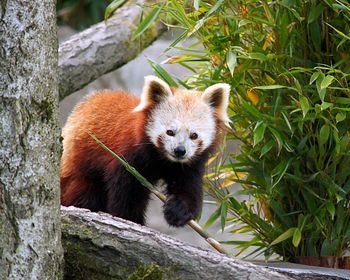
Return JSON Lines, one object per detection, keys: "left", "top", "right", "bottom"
{"left": 190, "top": 133, "right": 198, "bottom": 140}
{"left": 166, "top": 130, "right": 175, "bottom": 136}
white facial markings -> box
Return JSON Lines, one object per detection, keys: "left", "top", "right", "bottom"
{"left": 146, "top": 91, "right": 217, "bottom": 162}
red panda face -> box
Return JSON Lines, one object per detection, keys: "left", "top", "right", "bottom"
{"left": 134, "top": 76, "right": 231, "bottom": 163}
{"left": 146, "top": 93, "right": 217, "bottom": 162}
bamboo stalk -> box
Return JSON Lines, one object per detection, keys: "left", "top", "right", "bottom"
{"left": 88, "top": 131, "right": 228, "bottom": 255}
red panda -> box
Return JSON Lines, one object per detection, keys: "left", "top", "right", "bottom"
{"left": 60, "top": 76, "right": 230, "bottom": 226}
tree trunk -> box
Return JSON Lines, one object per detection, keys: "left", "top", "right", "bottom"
{"left": 0, "top": 1, "right": 63, "bottom": 279}
{"left": 58, "top": 0, "right": 167, "bottom": 101}
{"left": 61, "top": 206, "right": 295, "bottom": 280}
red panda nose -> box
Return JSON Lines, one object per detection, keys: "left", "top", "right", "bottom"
{"left": 174, "top": 146, "right": 186, "bottom": 157}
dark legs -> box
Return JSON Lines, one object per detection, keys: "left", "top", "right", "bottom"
{"left": 106, "top": 169, "right": 151, "bottom": 225}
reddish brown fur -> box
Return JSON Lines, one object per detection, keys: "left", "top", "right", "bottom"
{"left": 60, "top": 91, "right": 146, "bottom": 206}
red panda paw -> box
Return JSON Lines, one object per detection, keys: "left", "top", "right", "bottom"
{"left": 163, "top": 195, "right": 195, "bottom": 227}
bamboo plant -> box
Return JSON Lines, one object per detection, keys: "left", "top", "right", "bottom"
{"left": 107, "top": 0, "right": 350, "bottom": 264}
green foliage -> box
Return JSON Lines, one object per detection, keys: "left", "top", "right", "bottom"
{"left": 134, "top": 0, "right": 350, "bottom": 260}
{"left": 57, "top": 0, "right": 111, "bottom": 30}
{"left": 105, "top": 0, "right": 127, "bottom": 21}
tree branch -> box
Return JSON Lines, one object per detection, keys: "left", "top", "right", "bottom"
{"left": 61, "top": 206, "right": 296, "bottom": 280}
{"left": 58, "top": 0, "right": 166, "bottom": 101}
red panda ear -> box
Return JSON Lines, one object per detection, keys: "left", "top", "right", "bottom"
{"left": 202, "top": 83, "right": 231, "bottom": 126}
{"left": 133, "top": 76, "right": 173, "bottom": 112}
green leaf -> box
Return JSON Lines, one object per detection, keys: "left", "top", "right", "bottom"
{"left": 104, "top": 0, "right": 126, "bottom": 21}
{"left": 260, "top": 140, "right": 274, "bottom": 158}
{"left": 318, "top": 88, "right": 326, "bottom": 101}
{"left": 220, "top": 201, "right": 228, "bottom": 232}
{"left": 228, "top": 197, "right": 243, "bottom": 211}
{"left": 302, "top": 189, "right": 317, "bottom": 213}
{"left": 132, "top": 4, "right": 164, "bottom": 40}
{"left": 270, "top": 228, "right": 296, "bottom": 246}
{"left": 325, "top": 202, "right": 335, "bottom": 220}
{"left": 272, "top": 158, "right": 293, "bottom": 189}
{"left": 188, "top": 0, "right": 224, "bottom": 36}
{"left": 335, "top": 97, "right": 350, "bottom": 104}
{"left": 299, "top": 96, "right": 309, "bottom": 117}
{"left": 292, "top": 228, "right": 302, "bottom": 247}
{"left": 281, "top": 112, "right": 293, "bottom": 132}
{"left": 308, "top": 3, "right": 325, "bottom": 23}
{"left": 248, "top": 52, "right": 267, "bottom": 61}
{"left": 268, "top": 127, "right": 283, "bottom": 153}
{"left": 333, "top": 130, "right": 341, "bottom": 154}
{"left": 270, "top": 200, "right": 293, "bottom": 228}
{"left": 336, "top": 112, "right": 346, "bottom": 123}
{"left": 319, "top": 124, "right": 330, "bottom": 145}
{"left": 203, "top": 206, "right": 221, "bottom": 229}
{"left": 326, "top": 23, "right": 350, "bottom": 41}
{"left": 253, "top": 121, "right": 266, "bottom": 146}
{"left": 148, "top": 60, "right": 178, "bottom": 87}
{"left": 231, "top": 226, "right": 253, "bottom": 234}
{"left": 321, "top": 239, "right": 333, "bottom": 256}
{"left": 206, "top": 0, "right": 224, "bottom": 17}
{"left": 321, "top": 75, "right": 335, "bottom": 89}
{"left": 226, "top": 50, "right": 237, "bottom": 76}
{"left": 315, "top": 73, "right": 328, "bottom": 101}
{"left": 242, "top": 100, "right": 262, "bottom": 119}
{"left": 310, "top": 22, "right": 322, "bottom": 52}
{"left": 309, "top": 72, "right": 320, "bottom": 85}
{"left": 254, "top": 85, "right": 286, "bottom": 90}
{"left": 321, "top": 101, "right": 332, "bottom": 111}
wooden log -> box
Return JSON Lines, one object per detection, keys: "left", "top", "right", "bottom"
{"left": 61, "top": 206, "right": 296, "bottom": 280}
{"left": 58, "top": 0, "right": 166, "bottom": 100}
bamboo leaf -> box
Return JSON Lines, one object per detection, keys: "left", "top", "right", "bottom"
{"left": 253, "top": 121, "right": 266, "bottom": 146}
{"left": 188, "top": 0, "right": 224, "bottom": 36}
{"left": 309, "top": 72, "right": 320, "bottom": 84}
{"left": 319, "top": 124, "right": 330, "bottom": 145}
{"left": 104, "top": 0, "right": 126, "bottom": 21}
{"left": 308, "top": 3, "right": 325, "bottom": 24}
{"left": 206, "top": 0, "right": 224, "bottom": 17}
{"left": 325, "top": 202, "right": 335, "bottom": 220}
{"left": 204, "top": 206, "right": 221, "bottom": 229}
{"left": 242, "top": 100, "right": 262, "bottom": 119}
{"left": 292, "top": 228, "right": 302, "bottom": 247}
{"left": 270, "top": 228, "right": 296, "bottom": 246}
{"left": 318, "top": 88, "right": 326, "bottom": 101}
{"left": 247, "top": 52, "right": 267, "bottom": 61}
{"left": 231, "top": 226, "right": 253, "bottom": 234}
{"left": 254, "top": 85, "right": 286, "bottom": 90}
{"left": 220, "top": 201, "right": 228, "bottom": 232}
{"left": 132, "top": 4, "right": 164, "bottom": 40}
{"left": 148, "top": 59, "right": 178, "bottom": 87}
{"left": 326, "top": 23, "right": 350, "bottom": 41}
{"left": 321, "top": 239, "right": 333, "bottom": 256}
{"left": 281, "top": 112, "right": 293, "bottom": 133}
{"left": 268, "top": 127, "right": 283, "bottom": 153}
{"left": 299, "top": 96, "right": 309, "bottom": 118}
{"left": 226, "top": 50, "right": 237, "bottom": 76}
{"left": 321, "top": 75, "right": 334, "bottom": 89}
{"left": 260, "top": 140, "right": 274, "bottom": 158}
{"left": 320, "top": 101, "right": 332, "bottom": 111}
{"left": 272, "top": 158, "right": 293, "bottom": 189}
